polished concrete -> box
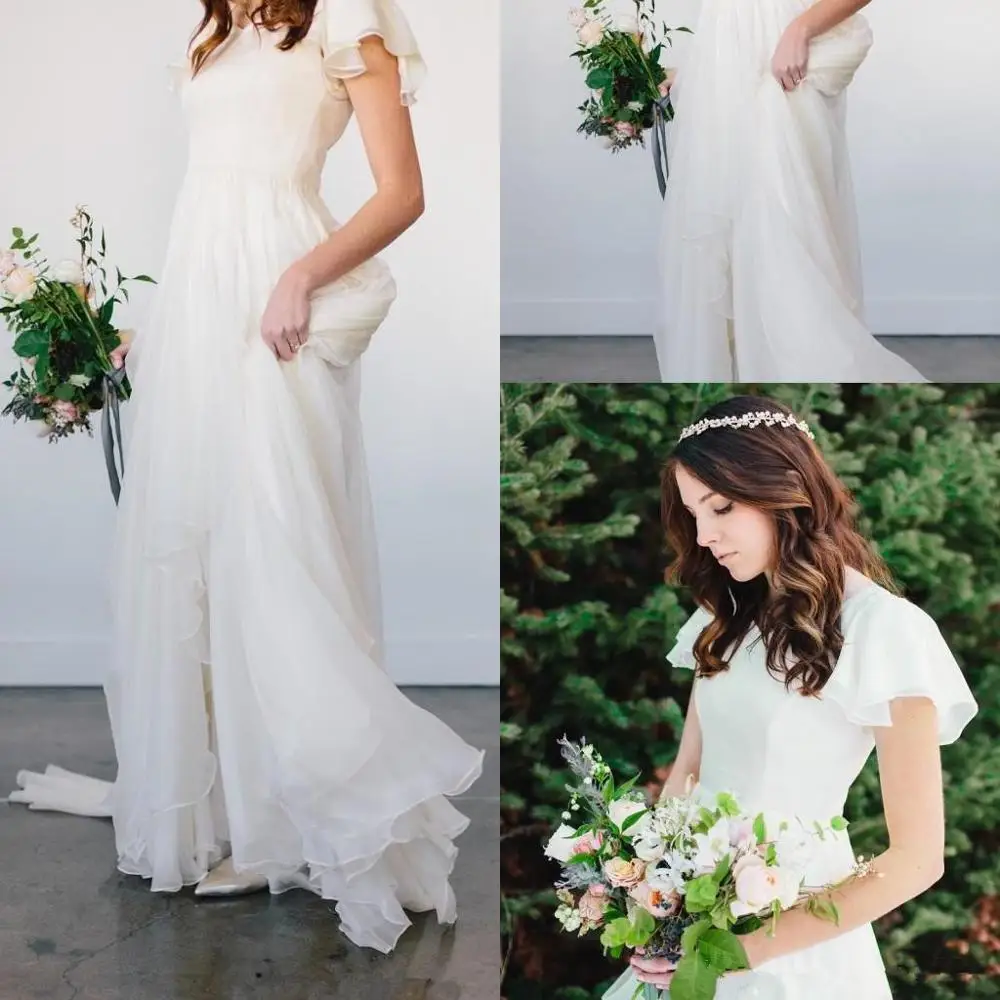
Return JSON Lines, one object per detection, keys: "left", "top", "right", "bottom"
{"left": 0, "top": 687, "right": 499, "bottom": 1000}
{"left": 500, "top": 335, "right": 1000, "bottom": 382}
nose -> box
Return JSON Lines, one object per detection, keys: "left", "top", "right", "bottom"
{"left": 696, "top": 518, "right": 719, "bottom": 549}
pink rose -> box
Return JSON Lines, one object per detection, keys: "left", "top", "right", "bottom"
{"left": 578, "top": 20, "right": 605, "bottom": 48}
{"left": 578, "top": 886, "right": 608, "bottom": 925}
{"left": 603, "top": 857, "right": 646, "bottom": 888}
{"left": 615, "top": 122, "right": 637, "bottom": 138}
{"left": 574, "top": 830, "right": 603, "bottom": 855}
{"left": 731, "top": 855, "right": 801, "bottom": 918}
{"left": 51, "top": 400, "right": 79, "bottom": 426}
{"left": 3, "top": 265, "right": 37, "bottom": 304}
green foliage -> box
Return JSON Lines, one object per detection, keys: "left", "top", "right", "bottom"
{"left": 500, "top": 383, "right": 1000, "bottom": 1000}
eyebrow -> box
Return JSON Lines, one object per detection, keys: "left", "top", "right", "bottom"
{"left": 683, "top": 490, "right": 719, "bottom": 510}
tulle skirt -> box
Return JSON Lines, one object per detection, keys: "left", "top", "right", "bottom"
{"left": 103, "top": 167, "right": 483, "bottom": 953}
{"left": 654, "top": 0, "right": 926, "bottom": 382}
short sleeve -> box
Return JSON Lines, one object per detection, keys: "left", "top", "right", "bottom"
{"left": 320, "top": 0, "right": 426, "bottom": 106}
{"left": 824, "top": 591, "right": 978, "bottom": 746}
{"left": 666, "top": 606, "right": 714, "bottom": 670}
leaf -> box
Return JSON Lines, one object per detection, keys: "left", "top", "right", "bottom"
{"left": 53, "top": 383, "right": 77, "bottom": 401}
{"left": 696, "top": 929, "right": 749, "bottom": 974}
{"left": 668, "top": 952, "right": 718, "bottom": 1000}
{"left": 715, "top": 792, "right": 740, "bottom": 817}
{"left": 585, "top": 68, "right": 614, "bottom": 91}
{"left": 830, "top": 816, "right": 848, "bottom": 831}
{"left": 12, "top": 226, "right": 23, "bottom": 238}
{"left": 12, "top": 329, "right": 50, "bottom": 359}
{"left": 132, "top": 274, "right": 156, "bottom": 283}
{"left": 752, "top": 813, "right": 767, "bottom": 844}
{"left": 680, "top": 917, "right": 712, "bottom": 955}
{"left": 684, "top": 874, "right": 720, "bottom": 914}
{"left": 621, "top": 808, "right": 649, "bottom": 833}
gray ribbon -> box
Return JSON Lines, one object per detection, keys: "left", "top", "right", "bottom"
{"left": 101, "top": 366, "right": 128, "bottom": 505}
{"left": 651, "top": 95, "right": 672, "bottom": 199}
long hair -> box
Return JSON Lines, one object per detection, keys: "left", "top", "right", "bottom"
{"left": 661, "top": 395, "right": 897, "bottom": 697}
{"left": 188, "top": 0, "right": 319, "bottom": 78}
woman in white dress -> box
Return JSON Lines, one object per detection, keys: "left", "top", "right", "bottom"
{"left": 9, "top": 0, "right": 484, "bottom": 955}
{"left": 654, "top": 0, "right": 927, "bottom": 381}
{"left": 604, "top": 396, "right": 977, "bottom": 997}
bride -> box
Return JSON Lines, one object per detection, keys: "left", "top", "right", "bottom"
{"left": 654, "top": 0, "right": 927, "bottom": 381}
{"left": 8, "top": 0, "right": 484, "bottom": 955}
{"left": 604, "top": 396, "right": 976, "bottom": 997}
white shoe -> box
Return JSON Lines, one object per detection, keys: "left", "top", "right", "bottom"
{"left": 194, "top": 856, "right": 269, "bottom": 898}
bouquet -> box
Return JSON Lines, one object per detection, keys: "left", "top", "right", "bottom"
{"left": 544, "top": 738, "right": 877, "bottom": 1000}
{"left": 568, "top": 0, "right": 691, "bottom": 195}
{"left": 1, "top": 206, "right": 155, "bottom": 501}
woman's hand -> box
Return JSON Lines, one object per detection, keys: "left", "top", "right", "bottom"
{"left": 260, "top": 267, "right": 312, "bottom": 362}
{"left": 630, "top": 949, "right": 678, "bottom": 989}
{"left": 771, "top": 19, "right": 811, "bottom": 91}
{"left": 109, "top": 329, "right": 135, "bottom": 370}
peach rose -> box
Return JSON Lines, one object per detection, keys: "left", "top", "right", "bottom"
{"left": 578, "top": 886, "right": 608, "bottom": 925}
{"left": 574, "top": 830, "right": 603, "bottom": 855}
{"left": 603, "top": 857, "right": 646, "bottom": 888}
{"left": 3, "top": 265, "right": 37, "bottom": 304}
{"left": 579, "top": 20, "right": 605, "bottom": 48}
{"left": 731, "top": 855, "right": 801, "bottom": 918}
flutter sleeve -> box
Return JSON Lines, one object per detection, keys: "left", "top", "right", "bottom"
{"left": 666, "top": 606, "right": 714, "bottom": 670}
{"left": 320, "top": 0, "right": 426, "bottom": 106}
{"left": 824, "top": 592, "right": 978, "bottom": 746}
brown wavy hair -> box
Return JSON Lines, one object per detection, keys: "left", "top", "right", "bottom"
{"left": 188, "top": 1, "right": 319, "bottom": 78}
{"left": 661, "top": 395, "right": 898, "bottom": 697}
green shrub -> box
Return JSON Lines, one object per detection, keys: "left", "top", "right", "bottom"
{"left": 500, "top": 383, "right": 1000, "bottom": 1000}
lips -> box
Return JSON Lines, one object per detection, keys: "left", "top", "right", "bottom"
{"left": 717, "top": 552, "right": 736, "bottom": 562}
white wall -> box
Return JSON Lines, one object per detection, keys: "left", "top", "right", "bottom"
{"left": 502, "top": 0, "right": 1000, "bottom": 336}
{"left": 0, "top": 0, "right": 498, "bottom": 686}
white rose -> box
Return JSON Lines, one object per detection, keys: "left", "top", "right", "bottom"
{"left": 68, "top": 373, "right": 92, "bottom": 389}
{"left": 774, "top": 827, "right": 816, "bottom": 876}
{"left": 3, "top": 265, "right": 37, "bottom": 304}
{"left": 568, "top": 7, "right": 588, "bottom": 28}
{"left": 616, "top": 13, "right": 640, "bottom": 34}
{"left": 52, "top": 259, "right": 84, "bottom": 285}
{"left": 544, "top": 824, "right": 581, "bottom": 863}
{"left": 608, "top": 797, "right": 648, "bottom": 835}
{"left": 730, "top": 856, "right": 802, "bottom": 918}
{"left": 634, "top": 837, "right": 666, "bottom": 863}
{"left": 0, "top": 250, "right": 17, "bottom": 278}
{"left": 578, "top": 19, "right": 605, "bottom": 48}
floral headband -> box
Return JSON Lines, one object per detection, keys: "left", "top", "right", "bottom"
{"left": 678, "top": 410, "right": 816, "bottom": 442}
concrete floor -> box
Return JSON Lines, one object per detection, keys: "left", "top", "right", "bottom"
{"left": 0, "top": 687, "right": 499, "bottom": 1000}
{"left": 500, "top": 335, "right": 1000, "bottom": 382}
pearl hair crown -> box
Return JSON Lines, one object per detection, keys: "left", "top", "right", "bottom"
{"left": 678, "top": 410, "right": 816, "bottom": 442}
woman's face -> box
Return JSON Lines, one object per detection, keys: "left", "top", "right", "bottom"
{"left": 674, "top": 464, "right": 775, "bottom": 582}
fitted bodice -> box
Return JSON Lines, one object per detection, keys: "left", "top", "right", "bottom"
{"left": 172, "top": 23, "right": 351, "bottom": 189}
{"left": 669, "top": 576, "right": 977, "bottom": 834}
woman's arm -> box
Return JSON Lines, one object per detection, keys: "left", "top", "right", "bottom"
{"left": 743, "top": 695, "right": 946, "bottom": 967}
{"left": 797, "top": 0, "right": 873, "bottom": 41}
{"left": 259, "top": 35, "right": 425, "bottom": 361}
{"left": 771, "top": 0, "right": 872, "bottom": 91}
{"left": 658, "top": 681, "right": 703, "bottom": 801}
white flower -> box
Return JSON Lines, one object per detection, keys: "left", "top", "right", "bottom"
{"left": 3, "top": 265, "right": 37, "bottom": 304}
{"left": 51, "top": 259, "right": 84, "bottom": 285}
{"left": 774, "top": 825, "right": 816, "bottom": 876}
{"left": 691, "top": 816, "right": 734, "bottom": 874}
{"left": 568, "top": 7, "right": 588, "bottom": 28}
{"left": 544, "top": 824, "right": 581, "bottom": 863}
{"left": 68, "top": 373, "right": 92, "bottom": 388}
{"left": 0, "top": 250, "right": 17, "bottom": 278}
{"left": 608, "top": 797, "right": 648, "bottom": 836}
{"left": 627, "top": 101, "right": 645, "bottom": 112}
{"left": 579, "top": 19, "right": 605, "bottom": 47}
{"left": 634, "top": 836, "right": 666, "bottom": 863}
{"left": 730, "top": 855, "right": 802, "bottom": 918}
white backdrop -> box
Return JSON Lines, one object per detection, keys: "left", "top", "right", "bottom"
{"left": 0, "top": 0, "right": 498, "bottom": 686}
{"left": 502, "top": 0, "right": 1000, "bottom": 336}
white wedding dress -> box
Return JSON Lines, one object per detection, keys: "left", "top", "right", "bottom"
{"left": 8, "top": 0, "right": 485, "bottom": 955}
{"left": 603, "top": 571, "right": 977, "bottom": 998}
{"left": 654, "top": 0, "right": 926, "bottom": 381}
